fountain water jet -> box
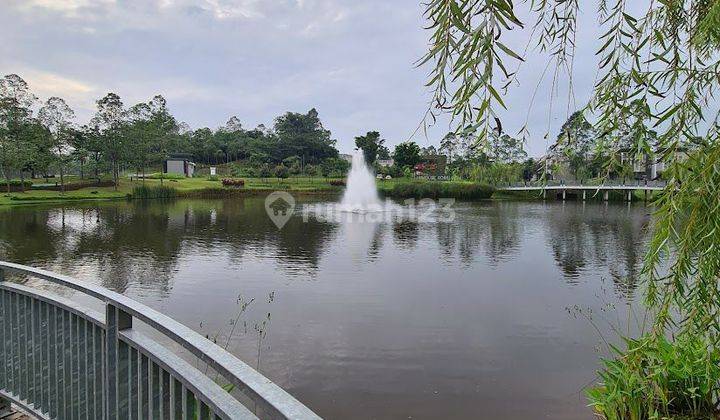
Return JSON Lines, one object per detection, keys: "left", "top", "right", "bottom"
{"left": 339, "top": 150, "right": 383, "bottom": 212}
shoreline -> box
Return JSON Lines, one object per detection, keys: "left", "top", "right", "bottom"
{"left": 0, "top": 177, "right": 661, "bottom": 207}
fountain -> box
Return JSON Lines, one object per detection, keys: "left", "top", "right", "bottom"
{"left": 339, "top": 150, "right": 383, "bottom": 212}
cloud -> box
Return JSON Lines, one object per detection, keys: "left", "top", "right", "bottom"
{"left": 0, "top": 0, "right": 606, "bottom": 155}
{"left": 10, "top": 68, "right": 98, "bottom": 116}
{"left": 18, "top": 0, "right": 116, "bottom": 18}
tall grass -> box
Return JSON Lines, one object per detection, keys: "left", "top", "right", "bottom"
{"left": 587, "top": 333, "right": 720, "bottom": 420}
{"left": 132, "top": 185, "right": 177, "bottom": 200}
{"left": 384, "top": 181, "right": 494, "bottom": 200}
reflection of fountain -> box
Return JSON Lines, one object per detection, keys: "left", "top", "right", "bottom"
{"left": 340, "top": 151, "right": 383, "bottom": 212}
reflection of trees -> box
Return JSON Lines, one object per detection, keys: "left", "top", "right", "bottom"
{"left": 544, "top": 203, "right": 651, "bottom": 295}
{"left": 431, "top": 202, "right": 522, "bottom": 266}
{"left": 483, "top": 202, "right": 522, "bottom": 265}
{"left": 0, "top": 197, "right": 338, "bottom": 295}
{"left": 392, "top": 220, "right": 419, "bottom": 250}
{"left": 0, "top": 198, "right": 652, "bottom": 298}
{"left": 367, "top": 223, "right": 385, "bottom": 261}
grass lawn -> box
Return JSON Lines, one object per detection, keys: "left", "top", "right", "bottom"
{"left": 0, "top": 176, "right": 345, "bottom": 206}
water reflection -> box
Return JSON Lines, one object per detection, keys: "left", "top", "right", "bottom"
{"left": 0, "top": 198, "right": 653, "bottom": 419}
{"left": 0, "top": 199, "right": 651, "bottom": 298}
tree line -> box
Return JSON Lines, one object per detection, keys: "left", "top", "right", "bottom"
{"left": 1, "top": 72, "right": 614, "bottom": 193}
{"left": 0, "top": 73, "right": 346, "bottom": 192}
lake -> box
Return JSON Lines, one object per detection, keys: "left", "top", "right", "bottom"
{"left": 0, "top": 196, "right": 652, "bottom": 419}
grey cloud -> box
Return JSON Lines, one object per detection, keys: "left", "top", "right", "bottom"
{"left": 1, "top": 0, "right": 609, "bottom": 156}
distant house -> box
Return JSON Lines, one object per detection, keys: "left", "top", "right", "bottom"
{"left": 340, "top": 154, "right": 353, "bottom": 163}
{"left": 377, "top": 159, "right": 394, "bottom": 167}
{"left": 164, "top": 154, "right": 195, "bottom": 177}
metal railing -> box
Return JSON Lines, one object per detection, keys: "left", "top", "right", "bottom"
{"left": 0, "top": 261, "right": 321, "bottom": 420}
{"left": 500, "top": 179, "right": 668, "bottom": 188}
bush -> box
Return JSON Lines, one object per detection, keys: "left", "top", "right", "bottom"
{"left": 1, "top": 180, "right": 33, "bottom": 192}
{"left": 206, "top": 175, "right": 219, "bottom": 181}
{"left": 221, "top": 178, "right": 245, "bottom": 188}
{"left": 146, "top": 172, "right": 185, "bottom": 180}
{"left": 31, "top": 180, "right": 115, "bottom": 191}
{"left": 386, "top": 181, "right": 494, "bottom": 200}
{"left": 274, "top": 165, "right": 289, "bottom": 180}
{"left": 329, "top": 180, "right": 346, "bottom": 187}
{"left": 132, "top": 185, "right": 177, "bottom": 200}
{"left": 587, "top": 333, "right": 720, "bottom": 420}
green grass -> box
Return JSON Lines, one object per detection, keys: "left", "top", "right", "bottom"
{"left": 145, "top": 172, "right": 186, "bottom": 180}
{"left": 587, "top": 333, "right": 720, "bottom": 420}
{"left": 0, "top": 176, "right": 345, "bottom": 206}
{"left": 378, "top": 179, "right": 494, "bottom": 200}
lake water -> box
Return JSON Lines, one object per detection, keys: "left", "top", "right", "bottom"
{"left": 0, "top": 196, "right": 652, "bottom": 419}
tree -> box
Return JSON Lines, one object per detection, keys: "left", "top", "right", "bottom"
{"left": 146, "top": 95, "right": 178, "bottom": 184}
{"left": 273, "top": 108, "right": 338, "bottom": 165}
{"left": 222, "top": 115, "right": 243, "bottom": 133}
{"left": 439, "top": 132, "right": 457, "bottom": 163}
{"left": 354, "top": 131, "right": 385, "bottom": 164}
{"left": 421, "top": 1, "right": 720, "bottom": 416}
{"left": 126, "top": 101, "right": 153, "bottom": 182}
{"left": 38, "top": 97, "right": 75, "bottom": 192}
{"left": 552, "top": 111, "right": 596, "bottom": 181}
{"left": 521, "top": 158, "right": 536, "bottom": 182}
{"left": 0, "top": 74, "right": 37, "bottom": 192}
{"left": 91, "top": 93, "right": 125, "bottom": 189}
{"left": 486, "top": 131, "right": 527, "bottom": 164}
{"left": 377, "top": 144, "right": 390, "bottom": 160}
{"left": 320, "top": 157, "right": 350, "bottom": 178}
{"left": 393, "top": 141, "right": 421, "bottom": 169}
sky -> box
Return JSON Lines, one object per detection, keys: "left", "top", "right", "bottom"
{"left": 0, "top": 0, "right": 616, "bottom": 156}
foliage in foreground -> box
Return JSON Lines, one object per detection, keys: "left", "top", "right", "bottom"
{"left": 421, "top": 0, "right": 720, "bottom": 417}
{"left": 587, "top": 333, "right": 720, "bottom": 420}
{"left": 132, "top": 185, "right": 177, "bottom": 200}
{"left": 384, "top": 181, "right": 493, "bottom": 200}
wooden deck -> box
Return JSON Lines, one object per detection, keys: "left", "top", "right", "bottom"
{"left": 0, "top": 407, "right": 30, "bottom": 420}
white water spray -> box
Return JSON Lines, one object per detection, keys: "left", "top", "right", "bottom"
{"left": 339, "top": 150, "right": 383, "bottom": 212}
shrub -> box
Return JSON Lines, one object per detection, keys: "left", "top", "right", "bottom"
{"left": 1, "top": 180, "right": 33, "bottom": 192}
{"left": 387, "top": 181, "right": 494, "bottom": 200}
{"left": 146, "top": 172, "right": 185, "bottom": 180}
{"left": 206, "top": 175, "right": 219, "bottom": 181}
{"left": 258, "top": 164, "right": 273, "bottom": 179}
{"left": 31, "top": 180, "right": 115, "bottom": 191}
{"left": 587, "top": 333, "right": 720, "bottom": 420}
{"left": 221, "top": 178, "right": 245, "bottom": 188}
{"left": 132, "top": 185, "right": 177, "bottom": 200}
{"left": 329, "top": 180, "right": 346, "bottom": 187}
{"left": 274, "top": 165, "right": 289, "bottom": 180}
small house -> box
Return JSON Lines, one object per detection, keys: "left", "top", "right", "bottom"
{"left": 164, "top": 154, "right": 195, "bottom": 177}
{"left": 377, "top": 159, "right": 394, "bottom": 167}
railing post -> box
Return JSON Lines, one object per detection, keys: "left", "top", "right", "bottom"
{"left": 0, "top": 396, "right": 10, "bottom": 417}
{"left": 0, "top": 268, "right": 9, "bottom": 417}
{"left": 105, "top": 303, "right": 132, "bottom": 420}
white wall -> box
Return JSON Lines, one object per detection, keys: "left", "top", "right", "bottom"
{"left": 166, "top": 160, "right": 185, "bottom": 175}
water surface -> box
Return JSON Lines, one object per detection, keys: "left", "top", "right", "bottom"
{"left": 0, "top": 197, "right": 652, "bottom": 419}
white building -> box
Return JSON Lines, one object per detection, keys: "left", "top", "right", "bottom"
{"left": 164, "top": 154, "right": 195, "bottom": 177}
{"left": 377, "top": 159, "right": 394, "bottom": 167}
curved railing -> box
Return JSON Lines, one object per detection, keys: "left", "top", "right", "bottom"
{"left": 0, "top": 261, "right": 321, "bottom": 420}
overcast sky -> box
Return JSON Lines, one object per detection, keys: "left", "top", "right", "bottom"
{"left": 0, "top": 0, "right": 617, "bottom": 156}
